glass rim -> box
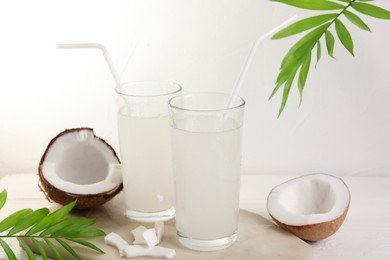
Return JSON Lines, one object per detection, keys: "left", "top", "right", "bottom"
{"left": 115, "top": 80, "right": 182, "bottom": 98}
{"left": 168, "top": 92, "right": 245, "bottom": 113}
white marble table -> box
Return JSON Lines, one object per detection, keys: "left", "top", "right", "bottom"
{"left": 0, "top": 173, "right": 389, "bottom": 259}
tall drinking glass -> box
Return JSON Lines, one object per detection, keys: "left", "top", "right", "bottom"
{"left": 169, "top": 93, "right": 245, "bottom": 251}
{"left": 116, "top": 81, "right": 182, "bottom": 222}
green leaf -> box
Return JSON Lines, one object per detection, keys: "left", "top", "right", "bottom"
{"left": 0, "top": 238, "right": 16, "bottom": 260}
{"left": 56, "top": 238, "right": 81, "bottom": 260}
{"left": 8, "top": 208, "right": 49, "bottom": 236}
{"left": 272, "top": 13, "right": 338, "bottom": 39}
{"left": 325, "top": 30, "right": 336, "bottom": 58}
{"left": 270, "top": 0, "right": 390, "bottom": 117}
{"left": 59, "top": 227, "right": 106, "bottom": 238}
{"left": 298, "top": 52, "right": 312, "bottom": 103}
{"left": 316, "top": 41, "right": 322, "bottom": 67}
{"left": 42, "top": 217, "right": 95, "bottom": 237}
{"left": 31, "top": 238, "right": 48, "bottom": 260}
{"left": 0, "top": 208, "right": 33, "bottom": 233}
{"left": 17, "top": 238, "right": 36, "bottom": 260}
{"left": 0, "top": 195, "right": 102, "bottom": 260}
{"left": 278, "top": 46, "right": 308, "bottom": 82}
{"left": 269, "top": 82, "right": 284, "bottom": 100}
{"left": 280, "top": 23, "right": 329, "bottom": 70}
{"left": 270, "top": 23, "right": 328, "bottom": 101}
{"left": 44, "top": 238, "right": 63, "bottom": 260}
{"left": 66, "top": 238, "right": 105, "bottom": 254}
{"left": 335, "top": 18, "right": 354, "bottom": 55}
{"left": 344, "top": 10, "right": 371, "bottom": 31}
{"left": 0, "top": 190, "right": 7, "bottom": 210}
{"left": 270, "top": 0, "right": 346, "bottom": 10}
{"left": 278, "top": 77, "right": 295, "bottom": 117}
{"left": 273, "top": 57, "right": 303, "bottom": 100}
{"left": 351, "top": 2, "right": 390, "bottom": 19}
{"left": 276, "top": 51, "right": 306, "bottom": 87}
{"left": 26, "top": 201, "right": 76, "bottom": 236}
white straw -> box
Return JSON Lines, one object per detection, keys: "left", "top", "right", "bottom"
{"left": 120, "top": 41, "right": 138, "bottom": 78}
{"left": 227, "top": 14, "right": 299, "bottom": 108}
{"left": 56, "top": 43, "right": 124, "bottom": 91}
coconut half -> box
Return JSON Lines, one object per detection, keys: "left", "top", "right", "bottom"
{"left": 267, "top": 173, "right": 350, "bottom": 241}
{"left": 38, "top": 128, "right": 122, "bottom": 209}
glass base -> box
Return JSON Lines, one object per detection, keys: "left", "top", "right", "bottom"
{"left": 125, "top": 207, "right": 175, "bottom": 222}
{"left": 177, "top": 230, "right": 238, "bottom": 251}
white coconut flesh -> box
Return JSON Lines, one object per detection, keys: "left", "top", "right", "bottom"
{"left": 41, "top": 129, "right": 122, "bottom": 195}
{"left": 267, "top": 174, "right": 350, "bottom": 226}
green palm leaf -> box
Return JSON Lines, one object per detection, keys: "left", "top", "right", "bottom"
{"left": 31, "top": 238, "right": 48, "bottom": 260}
{"left": 0, "top": 238, "right": 16, "bottom": 260}
{"left": 325, "top": 30, "right": 336, "bottom": 58}
{"left": 44, "top": 217, "right": 96, "bottom": 237}
{"left": 0, "top": 193, "right": 104, "bottom": 260}
{"left": 278, "top": 77, "right": 295, "bottom": 117}
{"left": 59, "top": 227, "right": 106, "bottom": 238}
{"left": 0, "top": 190, "right": 7, "bottom": 210}
{"left": 269, "top": 0, "right": 390, "bottom": 116}
{"left": 270, "top": 23, "right": 329, "bottom": 111}
{"left": 272, "top": 14, "right": 338, "bottom": 39}
{"left": 0, "top": 209, "right": 33, "bottom": 233}
{"left": 351, "top": 2, "right": 390, "bottom": 19}
{"left": 316, "top": 41, "right": 322, "bottom": 67}
{"left": 56, "top": 238, "right": 81, "bottom": 260}
{"left": 335, "top": 19, "right": 354, "bottom": 55}
{"left": 269, "top": 81, "right": 284, "bottom": 101}
{"left": 17, "top": 238, "right": 35, "bottom": 260}
{"left": 44, "top": 238, "right": 63, "bottom": 260}
{"left": 66, "top": 238, "right": 105, "bottom": 254}
{"left": 26, "top": 201, "right": 76, "bottom": 236}
{"left": 270, "top": 0, "right": 345, "bottom": 10}
{"left": 272, "top": 23, "right": 328, "bottom": 95}
{"left": 298, "top": 52, "right": 312, "bottom": 103}
{"left": 344, "top": 10, "right": 371, "bottom": 31}
{"left": 280, "top": 23, "right": 329, "bottom": 72}
{"left": 8, "top": 208, "right": 49, "bottom": 236}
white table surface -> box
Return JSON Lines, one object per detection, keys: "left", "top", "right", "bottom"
{"left": 0, "top": 173, "right": 389, "bottom": 260}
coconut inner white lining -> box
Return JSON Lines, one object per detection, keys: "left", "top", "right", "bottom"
{"left": 41, "top": 130, "right": 122, "bottom": 195}
{"left": 280, "top": 180, "right": 336, "bottom": 215}
{"left": 56, "top": 143, "right": 109, "bottom": 184}
{"left": 268, "top": 174, "right": 350, "bottom": 226}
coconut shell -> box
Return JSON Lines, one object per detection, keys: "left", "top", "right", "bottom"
{"left": 267, "top": 173, "right": 351, "bottom": 242}
{"left": 38, "top": 127, "right": 123, "bottom": 210}
{"left": 38, "top": 175, "right": 123, "bottom": 210}
{"left": 269, "top": 204, "right": 349, "bottom": 242}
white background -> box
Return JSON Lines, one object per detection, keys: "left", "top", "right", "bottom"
{"left": 1, "top": 0, "right": 389, "bottom": 178}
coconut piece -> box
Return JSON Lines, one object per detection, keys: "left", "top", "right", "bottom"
{"left": 267, "top": 173, "right": 350, "bottom": 241}
{"left": 131, "top": 225, "right": 162, "bottom": 247}
{"left": 123, "top": 245, "right": 176, "bottom": 259}
{"left": 142, "top": 229, "right": 159, "bottom": 247}
{"left": 131, "top": 225, "right": 148, "bottom": 245}
{"left": 38, "top": 128, "right": 122, "bottom": 209}
{"left": 104, "top": 232, "right": 128, "bottom": 257}
{"left": 155, "top": 221, "right": 164, "bottom": 243}
{"left": 105, "top": 231, "right": 176, "bottom": 259}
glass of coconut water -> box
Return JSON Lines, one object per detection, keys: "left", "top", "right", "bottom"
{"left": 168, "top": 93, "right": 245, "bottom": 251}
{"left": 116, "top": 81, "right": 182, "bottom": 222}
